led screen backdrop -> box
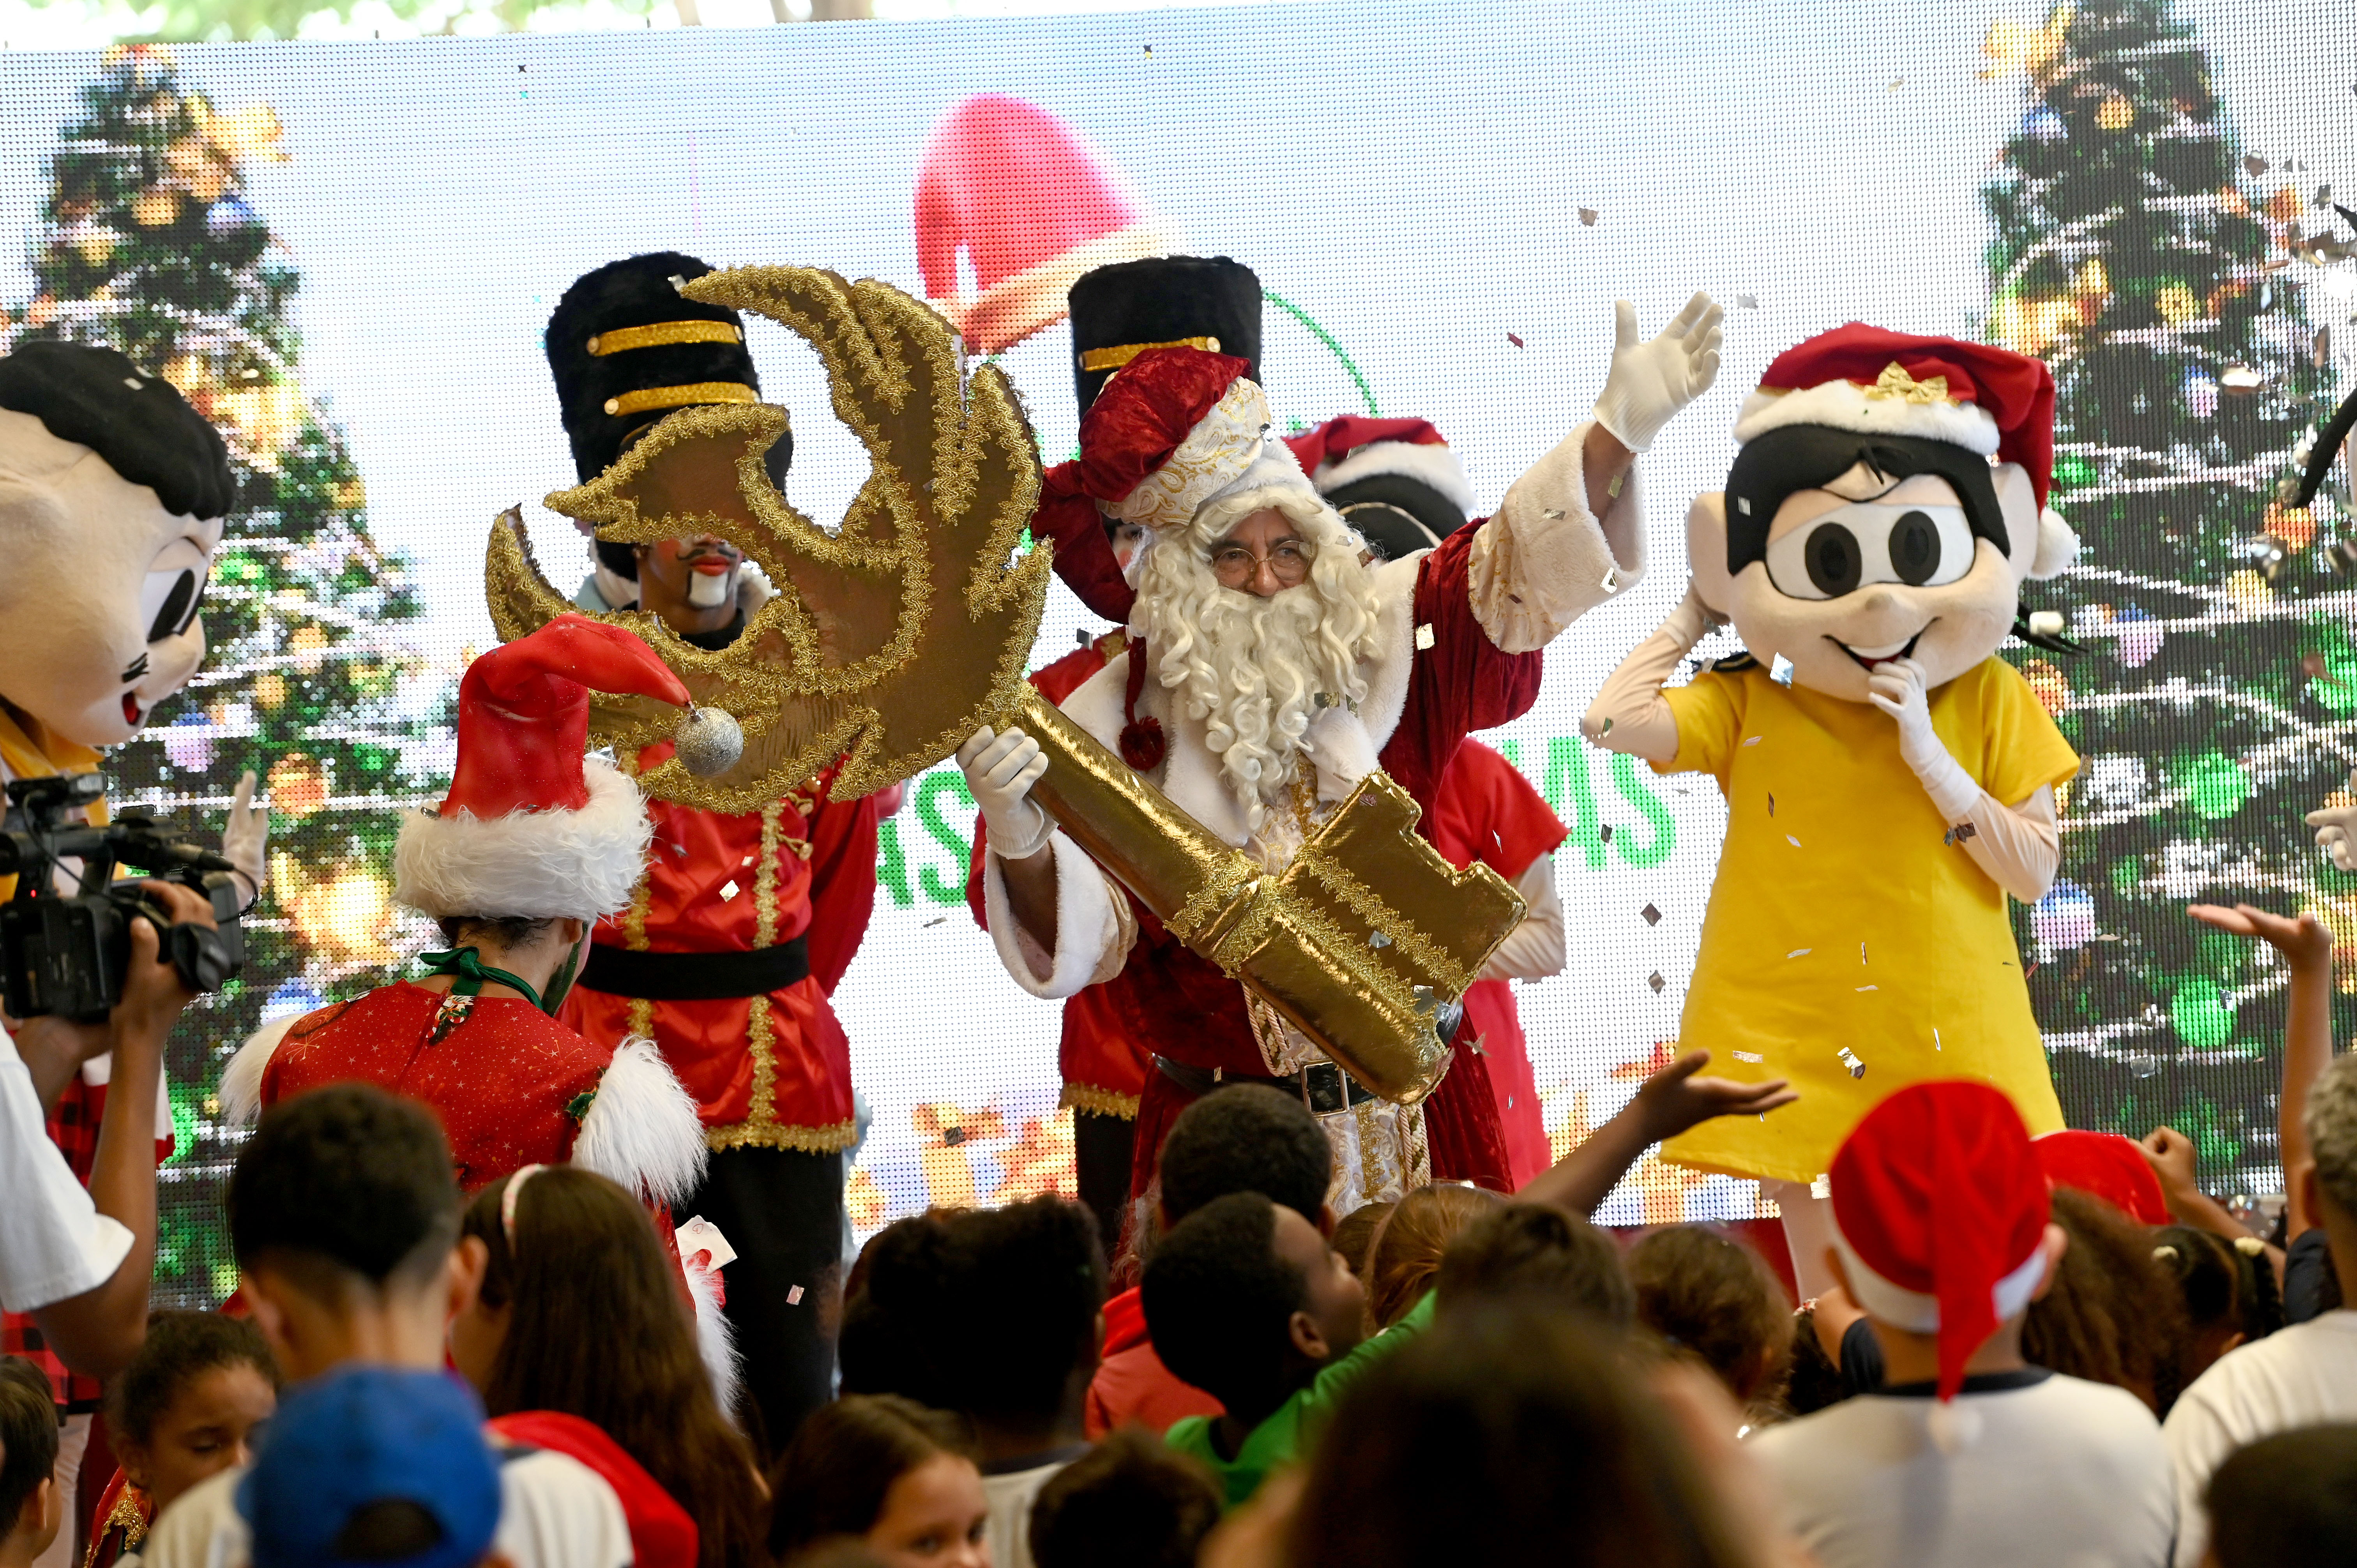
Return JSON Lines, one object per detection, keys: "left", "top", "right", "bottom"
{"left": 0, "top": 0, "right": 2348, "bottom": 1303}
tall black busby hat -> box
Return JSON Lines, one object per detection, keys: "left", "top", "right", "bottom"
{"left": 0, "top": 341, "right": 235, "bottom": 519}
{"left": 546, "top": 252, "right": 790, "bottom": 581}
{"left": 1067, "top": 256, "right": 1262, "bottom": 416}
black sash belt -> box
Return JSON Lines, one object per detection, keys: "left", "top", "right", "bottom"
{"left": 578, "top": 936, "right": 810, "bottom": 1001}
{"left": 1154, "top": 1054, "right": 1376, "bottom": 1116}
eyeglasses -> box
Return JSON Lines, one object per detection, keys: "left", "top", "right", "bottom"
{"left": 1208, "top": 539, "right": 1311, "bottom": 586}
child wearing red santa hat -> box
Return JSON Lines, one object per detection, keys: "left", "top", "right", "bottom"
{"left": 219, "top": 615, "right": 732, "bottom": 1400}
{"left": 1749, "top": 1081, "right": 2173, "bottom": 1568}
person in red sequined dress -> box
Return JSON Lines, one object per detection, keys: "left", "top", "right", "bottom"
{"left": 221, "top": 617, "right": 718, "bottom": 1382}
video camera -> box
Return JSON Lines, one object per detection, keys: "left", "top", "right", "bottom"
{"left": 0, "top": 773, "right": 246, "bottom": 1023}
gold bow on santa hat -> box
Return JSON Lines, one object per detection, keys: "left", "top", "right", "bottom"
{"left": 1865, "top": 361, "right": 1955, "bottom": 406}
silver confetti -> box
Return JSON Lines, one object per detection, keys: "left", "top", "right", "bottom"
{"left": 1945, "top": 821, "right": 1978, "bottom": 847}
{"left": 1787, "top": 947, "right": 1811, "bottom": 959}
{"left": 1735, "top": 294, "right": 1759, "bottom": 310}
{"left": 1733, "top": 1050, "right": 1764, "bottom": 1063}
{"left": 1786, "top": 834, "right": 1802, "bottom": 848}
{"left": 1599, "top": 823, "right": 1614, "bottom": 842}
{"left": 1837, "top": 1046, "right": 1866, "bottom": 1079}
{"left": 1933, "top": 1027, "right": 1942, "bottom": 1052}
{"left": 1809, "top": 1174, "right": 1832, "bottom": 1200}
{"left": 1641, "top": 903, "right": 1661, "bottom": 925}
{"left": 1415, "top": 623, "right": 1436, "bottom": 650}
{"left": 1601, "top": 565, "right": 1621, "bottom": 593}
{"left": 1856, "top": 984, "right": 1878, "bottom": 992}
{"left": 1648, "top": 972, "right": 1666, "bottom": 993}
{"left": 718, "top": 879, "right": 740, "bottom": 902}
{"left": 1770, "top": 653, "right": 1796, "bottom": 687}
{"left": 1742, "top": 735, "right": 1762, "bottom": 747}
{"left": 1368, "top": 931, "right": 1393, "bottom": 949}
{"left": 1579, "top": 207, "right": 1599, "bottom": 226}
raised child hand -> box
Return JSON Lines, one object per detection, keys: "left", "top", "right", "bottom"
{"left": 2186, "top": 902, "right": 2333, "bottom": 971}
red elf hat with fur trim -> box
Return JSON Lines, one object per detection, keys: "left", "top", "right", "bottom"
{"left": 394, "top": 613, "right": 691, "bottom": 922}
{"left": 1829, "top": 1081, "right": 2052, "bottom": 1404}
{"left": 1733, "top": 324, "right": 2058, "bottom": 509}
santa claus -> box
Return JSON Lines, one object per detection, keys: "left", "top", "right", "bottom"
{"left": 958, "top": 296, "right": 1722, "bottom": 1209}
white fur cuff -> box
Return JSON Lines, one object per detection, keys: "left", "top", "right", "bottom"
{"left": 1474, "top": 421, "right": 1645, "bottom": 653}
{"left": 572, "top": 1037, "right": 708, "bottom": 1207}
{"left": 981, "top": 832, "right": 1129, "bottom": 999}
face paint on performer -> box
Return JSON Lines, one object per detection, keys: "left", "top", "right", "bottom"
{"left": 633, "top": 533, "right": 743, "bottom": 634}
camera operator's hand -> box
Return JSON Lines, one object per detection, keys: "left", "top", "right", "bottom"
{"left": 221, "top": 769, "right": 269, "bottom": 909}
{"left": 116, "top": 879, "right": 212, "bottom": 1042}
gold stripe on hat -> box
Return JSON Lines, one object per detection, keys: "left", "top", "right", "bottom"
{"left": 1078, "top": 336, "right": 1222, "bottom": 374}
{"left": 587, "top": 320, "right": 744, "bottom": 356}
{"left": 602, "top": 382, "right": 758, "bottom": 418}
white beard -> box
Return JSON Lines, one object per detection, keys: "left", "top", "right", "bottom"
{"left": 1132, "top": 509, "right": 1382, "bottom": 831}
{"left": 686, "top": 568, "right": 734, "bottom": 610}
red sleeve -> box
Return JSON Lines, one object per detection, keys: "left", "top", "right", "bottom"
{"left": 1437, "top": 741, "right": 1567, "bottom": 881}
{"left": 1376, "top": 522, "right": 1544, "bottom": 825}
{"left": 804, "top": 789, "right": 882, "bottom": 994}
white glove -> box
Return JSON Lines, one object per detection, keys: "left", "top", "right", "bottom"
{"left": 1865, "top": 658, "right": 1979, "bottom": 823}
{"left": 957, "top": 726, "right": 1053, "bottom": 860}
{"left": 2306, "top": 768, "right": 2357, "bottom": 872}
{"left": 1590, "top": 291, "right": 1724, "bottom": 453}
{"left": 221, "top": 769, "right": 269, "bottom": 909}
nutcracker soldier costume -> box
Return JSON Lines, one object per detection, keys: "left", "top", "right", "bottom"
{"left": 963, "top": 288, "right": 1721, "bottom": 1217}
{"left": 543, "top": 252, "right": 883, "bottom": 1449}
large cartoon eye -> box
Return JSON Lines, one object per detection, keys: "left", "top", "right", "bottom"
{"left": 141, "top": 536, "right": 214, "bottom": 643}
{"left": 1765, "top": 503, "right": 1975, "bottom": 599}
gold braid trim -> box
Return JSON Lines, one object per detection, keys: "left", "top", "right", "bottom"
{"left": 87, "top": 1484, "right": 150, "bottom": 1568}
{"left": 618, "top": 750, "right": 657, "bottom": 1040}
{"left": 1059, "top": 1082, "right": 1141, "bottom": 1120}
{"left": 1167, "top": 861, "right": 1258, "bottom": 948}
{"left": 721, "top": 803, "right": 790, "bottom": 1140}
{"left": 601, "top": 382, "right": 757, "bottom": 417}
{"left": 1402, "top": 1102, "right": 1432, "bottom": 1188}
{"left": 1291, "top": 839, "right": 1475, "bottom": 998}
{"left": 707, "top": 1114, "right": 860, "bottom": 1154}
{"left": 588, "top": 320, "right": 744, "bottom": 355}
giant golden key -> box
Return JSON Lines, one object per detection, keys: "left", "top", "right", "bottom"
{"left": 487, "top": 266, "right": 1522, "bottom": 1103}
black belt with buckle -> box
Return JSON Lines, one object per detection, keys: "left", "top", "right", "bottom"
{"left": 578, "top": 935, "right": 811, "bottom": 1001}
{"left": 1153, "top": 1054, "right": 1377, "bottom": 1117}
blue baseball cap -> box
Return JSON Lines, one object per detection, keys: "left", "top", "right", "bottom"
{"left": 237, "top": 1365, "right": 502, "bottom": 1568}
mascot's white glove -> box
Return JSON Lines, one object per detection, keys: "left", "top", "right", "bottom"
{"left": 1866, "top": 658, "right": 1981, "bottom": 823}
{"left": 958, "top": 727, "right": 1054, "bottom": 860}
{"left": 1590, "top": 292, "right": 1725, "bottom": 453}
{"left": 221, "top": 769, "right": 269, "bottom": 909}
{"left": 2306, "top": 768, "right": 2357, "bottom": 872}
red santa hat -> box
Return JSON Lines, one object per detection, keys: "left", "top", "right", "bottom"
{"left": 395, "top": 614, "right": 692, "bottom": 922}
{"left": 1732, "top": 324, "right": 2058, "bottom": 509}
{"left": 913, "top": 94, "right": 1178, "bottom": 356}
{"left": 1829, "top": 1081, "right": 2053, "bottom": 1405}
{"left": 1072, "top": 346, "right": 1327, "bottom": 539}
{"left": 2033, "top": 1129, "right": 2171, "bottom": 1226}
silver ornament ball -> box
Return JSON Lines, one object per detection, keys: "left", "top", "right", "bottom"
{"left": 674, "top": 706, "right": 744, "bottom": 778}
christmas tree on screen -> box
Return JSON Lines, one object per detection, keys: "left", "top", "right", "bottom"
{"left": 2, "top": 45, "right": 444, "bottom": 1304}
{"left": 1980, "top": 0, "right": 2340, "bottom": 1192}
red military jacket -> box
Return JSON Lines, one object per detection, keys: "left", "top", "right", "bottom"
{"left": 264, "top": 982, "right": 607, "bottom": 1192}
{"left": 559, "top": 743, "right": 871, "bottom": 1152}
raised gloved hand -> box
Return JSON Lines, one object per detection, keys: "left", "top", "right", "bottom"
{"left": 221, "top": 769, "right": 269, "bottom": 910}
{"left": 2305, "top": 769, "right": 2357, "bottom": 872}
{"left": 1865, "top": 657, "right": 1978, "bottom": 822}
{"left": 1590, "top": 291, "right": 1724, "bottom": 453}
{"left": 957, "top": 726, "right": 1053, "bottom": 860}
